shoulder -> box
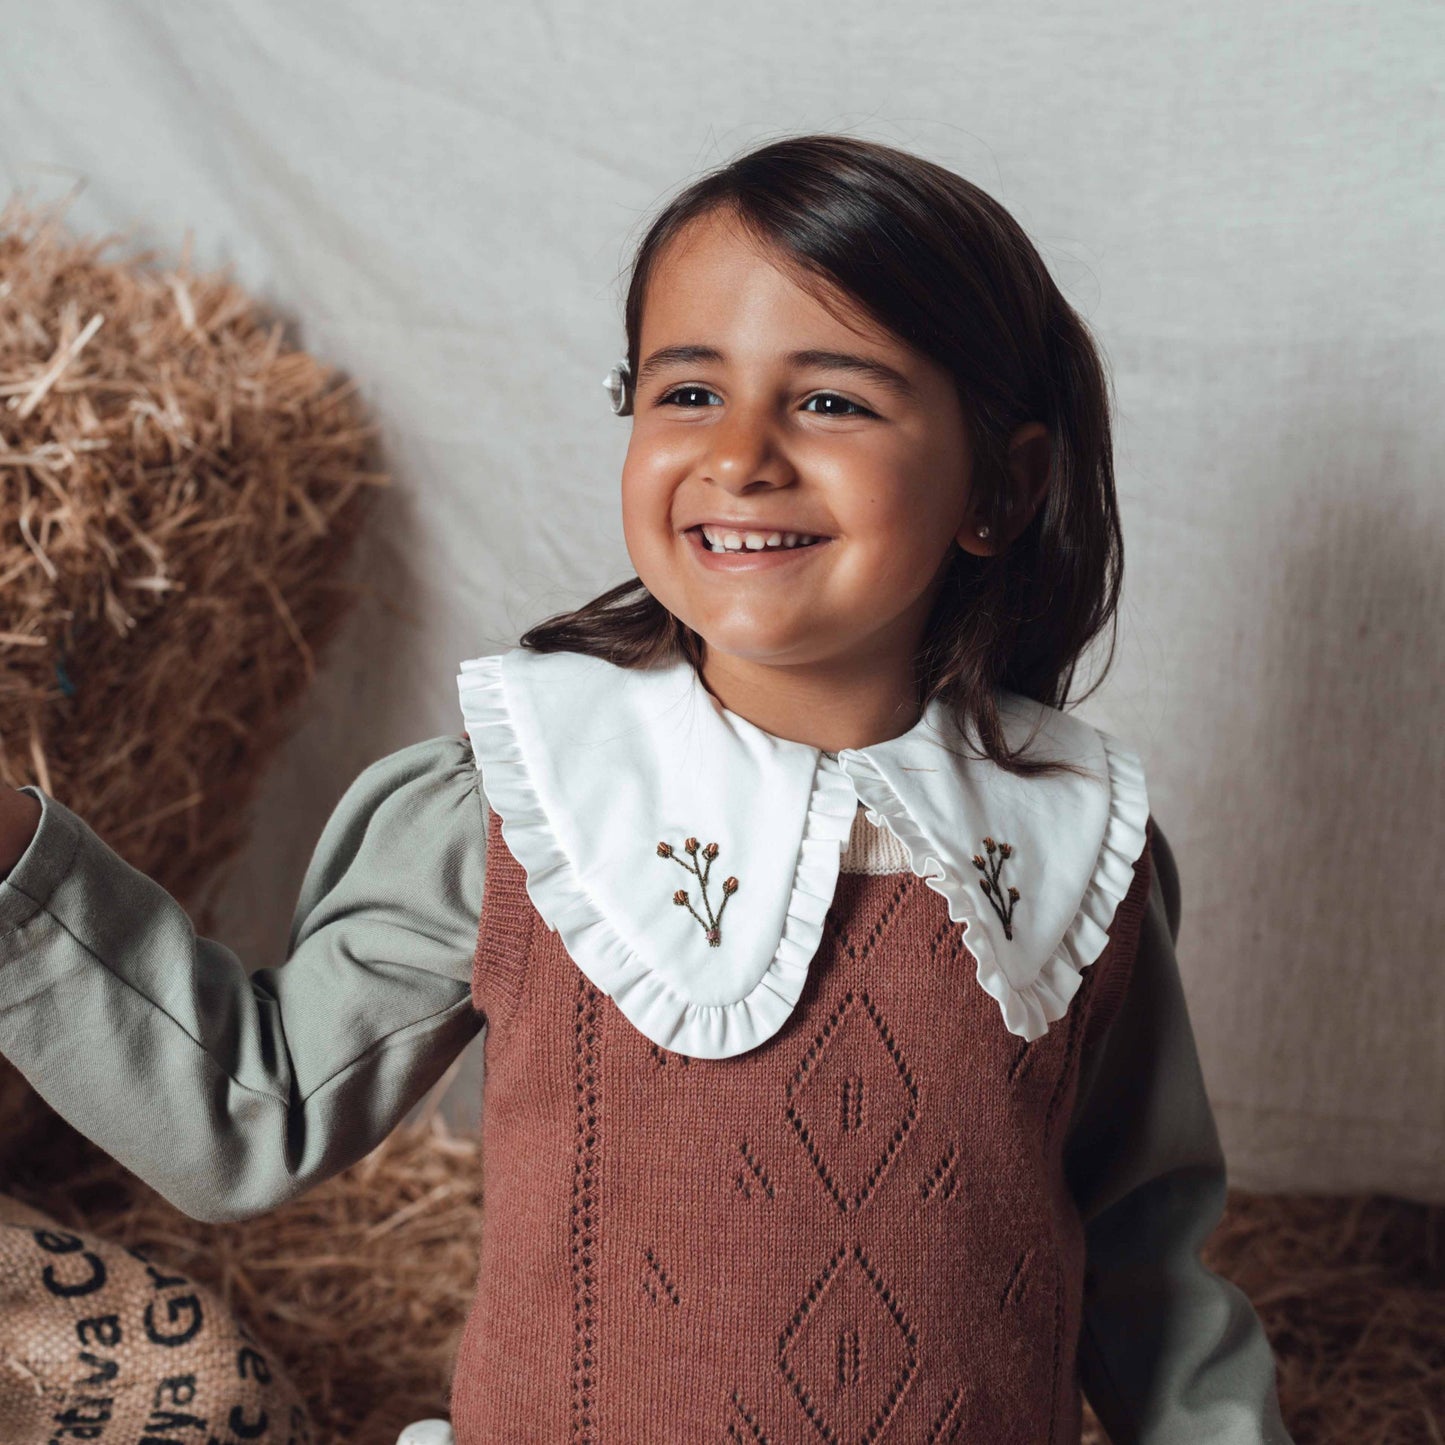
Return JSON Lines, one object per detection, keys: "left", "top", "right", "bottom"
{"left": 458, "top": 647, "right": 677, "bottom": 731}
{"left": 1009, "top": 692, "right": 1175, "bottom": 941}
{"left": 1143, "top": 815, "right": 1180, "bottom": 942}
{"left": 358, "top": 732, "right": 478, "bottom": 788}
{"left": 994, "top": 688, "right": 1144, "bottom": 784}
{"left": 339, "top": 733, "right": 485, "bottom": 833}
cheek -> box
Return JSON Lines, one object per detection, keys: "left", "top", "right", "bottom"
{"left": 618, "top": 461, "right": 661, "bottom": 543}
{"left": 837, "top": 541, "right": 928, "bottom": 601}
{"left": 618, "top": 463, "right": 681, "bottom": 587}
{"left": 847, "top": 475, "right": 938, "bottom": 540}
{"left": 620, "top": 443, "right": 682, "bottom": 519}
{"left": 835, "top": 500, "right": 954, "bottom": 595}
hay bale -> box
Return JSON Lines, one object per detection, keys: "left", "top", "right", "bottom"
{"left": 0, "top": 191, "right": 388, "bottom": 1173}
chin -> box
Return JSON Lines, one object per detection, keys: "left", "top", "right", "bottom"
{"left": 692, "top": 627, "right": 818, "bottom": 666}
{"left": 649, "top": 584, "right": 821, "bottom": 663}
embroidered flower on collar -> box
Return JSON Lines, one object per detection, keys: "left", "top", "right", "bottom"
{"left": 971, "top": 836, "right": 1021, "bottom": 940}
{"left": 658, "top": 835, "right": 740, "bottom": 947}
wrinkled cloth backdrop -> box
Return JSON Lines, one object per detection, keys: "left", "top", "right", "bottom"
{"left": 1, "top": 0, "right": 1439, "bottom": 1199}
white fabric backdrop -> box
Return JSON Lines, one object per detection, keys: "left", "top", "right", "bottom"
{"left": 2, "top": 0, "right": 1439, "bottom": 1198}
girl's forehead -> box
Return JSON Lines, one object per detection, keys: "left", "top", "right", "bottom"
{"left": 652, "top": 216, "right": 804, "bottom": 305}
{"left": 642, "top": 213, "right": 892, "bottom": 353}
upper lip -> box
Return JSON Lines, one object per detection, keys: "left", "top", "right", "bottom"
{"left": 685, "top": 520, "right": 832, "bottom": 537}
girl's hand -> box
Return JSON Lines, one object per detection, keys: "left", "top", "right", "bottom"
{"left": 0, "top": 789, "right": 41, "bottom": 877}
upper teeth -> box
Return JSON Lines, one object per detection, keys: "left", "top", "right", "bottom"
{"left": 700, "top": 525, "right": 822, "bottom": 552}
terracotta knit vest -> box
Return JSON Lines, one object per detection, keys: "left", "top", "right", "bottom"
{"left": 452, "top": 805, "right": 1156, "bottom": 1444}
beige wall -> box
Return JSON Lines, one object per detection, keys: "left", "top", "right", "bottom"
{"left": 3, "top": 0, "right": 1438, "bottom": 1197}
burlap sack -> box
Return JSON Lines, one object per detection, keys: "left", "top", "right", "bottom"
{"left": 0, "top": 1194, "right": 313, "bottom": 1444}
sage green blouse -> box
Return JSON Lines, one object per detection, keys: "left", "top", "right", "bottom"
{"left": 0, "top": 734, "right": 1293, "bottom": 1442}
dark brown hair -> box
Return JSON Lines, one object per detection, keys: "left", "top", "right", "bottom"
{"left": 521, "top": 133, "right": 1123, "bottom": 777}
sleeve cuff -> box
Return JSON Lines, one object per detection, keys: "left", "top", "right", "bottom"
{"left": 0, "top": 786, "right": 83, "bottom": 930}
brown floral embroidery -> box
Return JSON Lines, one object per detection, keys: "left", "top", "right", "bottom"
{"left": 971, "top": 835, "right": 1021, "bottom": 940}
{"left": 657, "top": 835, "right": 739, "bottom": 947}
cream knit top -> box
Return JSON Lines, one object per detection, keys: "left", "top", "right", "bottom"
{"left": 839, "top": 798, "right": 912, "bottom": 874}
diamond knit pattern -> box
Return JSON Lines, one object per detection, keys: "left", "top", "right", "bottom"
{"left": 786, "top": 986, "right": 918, "bottom": 1214}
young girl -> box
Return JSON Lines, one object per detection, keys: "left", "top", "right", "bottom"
{"left": 0, "top": 135, "right": 1293, "bottom": 1443}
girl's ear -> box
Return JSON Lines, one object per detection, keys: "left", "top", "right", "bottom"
{"left": 1006, "top": 423, "right": 1053, "bottom": 524}
{"left": 957, "top": 422, "right": 1053, "bottom": 556}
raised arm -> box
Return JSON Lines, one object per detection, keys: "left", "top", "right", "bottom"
{"left": 1065, "top": 823, "right": 1294, "bottom": 1444}
{"left": 0, "top": 735, "right": 488, "bottom": 1223}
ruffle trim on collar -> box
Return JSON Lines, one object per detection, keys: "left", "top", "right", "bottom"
{"left": 458, "top": 652, "right": 859, "bottom": 1058}
{"left": 840, "top": 727, "right": 1149, "bottom": 1042}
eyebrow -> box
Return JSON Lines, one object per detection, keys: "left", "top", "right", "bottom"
{"left": 635, "top": 344, "right": 918, "bottom": 402}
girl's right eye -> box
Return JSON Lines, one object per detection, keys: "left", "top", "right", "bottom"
{"left": 657, "top": 385, "right": 720, "bottom": 407}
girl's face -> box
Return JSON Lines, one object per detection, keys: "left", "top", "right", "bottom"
{"left": 620, "top": 207, "right": 977, "bottom": 679}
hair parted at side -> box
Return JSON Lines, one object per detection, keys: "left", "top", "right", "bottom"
{"left": 520, "top": 133, "right": 1124, "bottom": 779}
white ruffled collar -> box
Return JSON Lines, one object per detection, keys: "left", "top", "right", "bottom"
{"left": 457, "top": 647, "right": 1148, "bottom": 1059}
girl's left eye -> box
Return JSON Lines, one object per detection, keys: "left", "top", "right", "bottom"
{"left": 803, "top": 393, "right": 872, "bottom": 417}
{"left": 656, "top": 386, "right": 873, "bottom": 417}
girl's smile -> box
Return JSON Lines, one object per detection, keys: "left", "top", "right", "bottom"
{"left": 684, "top": 522, "right": 834, "bottom": 571}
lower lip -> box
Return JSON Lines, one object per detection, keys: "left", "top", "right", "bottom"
{"left": 684, "top": 527, "right": 833, "bottom": 571}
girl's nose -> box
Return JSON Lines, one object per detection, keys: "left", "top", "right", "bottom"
{"left": 699, "top": 401, "right": 791, "bottom": 491}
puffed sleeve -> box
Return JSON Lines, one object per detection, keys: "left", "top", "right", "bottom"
{"left": 0, "top": 734, "right": 488, "bottom": 1224}
{"left": 1064, "top": 822, "right": 1294, "bottom": 1443}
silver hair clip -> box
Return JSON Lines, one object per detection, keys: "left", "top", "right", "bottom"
{"left": 603, "top": 357, "right": 633, "bottom": 416}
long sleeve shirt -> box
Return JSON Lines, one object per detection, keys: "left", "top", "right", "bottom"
{"left": 0, "top": 733, "right": 1293, "bottom": 1442}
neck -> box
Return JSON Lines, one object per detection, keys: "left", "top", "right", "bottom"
{"left": 697, "top": 647, "right": 924, "bottom": 752}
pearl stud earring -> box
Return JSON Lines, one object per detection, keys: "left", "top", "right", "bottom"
{"left": 976, "top": 524, "right": 991, "bottom": 538}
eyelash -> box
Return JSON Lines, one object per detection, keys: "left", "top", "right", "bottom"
{"left": 655, "top": 385, "right": 875, "bottom": 418}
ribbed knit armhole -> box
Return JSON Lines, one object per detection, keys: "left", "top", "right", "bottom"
{"left": 469, "top": 799, "right": 533, "bottom": 1032}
